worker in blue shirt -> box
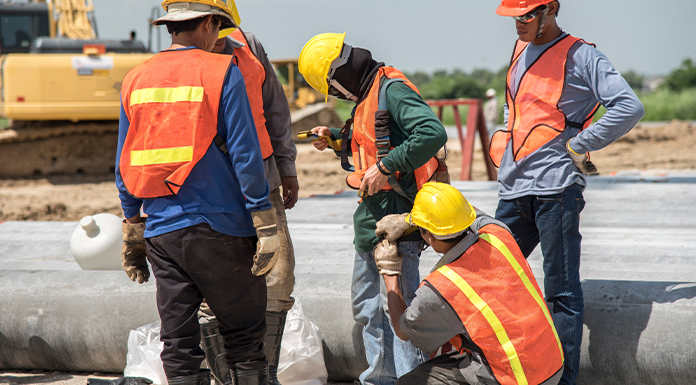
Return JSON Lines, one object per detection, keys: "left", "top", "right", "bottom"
{"left": 491, "top": 1, "right": 645, "bottom": 384}
{"left": 115, "top": 1, "right": 278, "bottom": 385}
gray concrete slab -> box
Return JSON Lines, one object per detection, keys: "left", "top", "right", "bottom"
{"left": 0, "top": 172, "right": 695, "bottom": 384}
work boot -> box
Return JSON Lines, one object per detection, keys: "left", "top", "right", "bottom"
{"left": 200, "top": 316, "right": 233, "bottom": 385}
{"left": 233, "top": 367, "right": 269, "bottom": 385}
{"left": 263, "top": 311, "right": 288, "bottom": 385}
{"left": 167, "top": 370, "right": 211, "bottom": 385}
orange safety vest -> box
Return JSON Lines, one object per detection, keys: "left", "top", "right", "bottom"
{"left": 423, "top": 224, "right": 564, "bottom": 385}
{"left": 346, "top": 67, "right": 439, "bottom": 191}
{"left": 231, "top": 29, "right": 273, "bottom": 160}
{"left": 119, "top": 49, "right": 233, "bottom": 199}
{"left": 489, "top": 35, "right": 599, "bottom": 167}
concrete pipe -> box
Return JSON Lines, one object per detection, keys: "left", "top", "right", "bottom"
{"left": 0, "top": 270, "right": 159, "bottom": 372}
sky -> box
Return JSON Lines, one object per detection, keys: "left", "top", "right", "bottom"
{"left": 87, "top": 0, "right": 695, "bottom": 77}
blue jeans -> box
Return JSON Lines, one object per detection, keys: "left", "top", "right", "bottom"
{"left": 352, "top": 241, "right": 428, "bottom": 385}
{"left": 495, "top": 184, "right": 585, "bottom": 385}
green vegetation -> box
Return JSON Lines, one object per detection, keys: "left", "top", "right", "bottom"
{"left": 639, "top": 88, "right": 696, "bottom": 121}
{"left": 0, "top": 118, "right": 9, "bottom": 129}
{"left": 661, "top": 59, "right": 696, "bottom": 92}
{"left": 407, "top": 67, "right": 507, "bottom": 101}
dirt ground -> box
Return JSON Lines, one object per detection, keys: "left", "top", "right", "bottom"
{"left": 0, "top": 120, "right": 693, "bottom": 222}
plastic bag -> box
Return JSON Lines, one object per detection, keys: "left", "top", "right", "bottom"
{"left": 124, "top": 321, "right": 168, "bottom": 385}
{"left": 277, "top": 299, "right": 328, "bottom": 385}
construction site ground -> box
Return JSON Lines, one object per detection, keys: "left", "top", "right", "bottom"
{"left": 0, "top": 120, "right": 693, "bottom": 223}
{"left": 0, "top": 120, "right": 694, "bottom": 385}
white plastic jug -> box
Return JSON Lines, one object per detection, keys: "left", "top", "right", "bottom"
{"left": 70, "top": 213, "right": 124, "bottom": 271}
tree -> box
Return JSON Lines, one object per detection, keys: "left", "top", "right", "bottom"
{"left": 662, "top": 58, "right": 696, "bottom": 92}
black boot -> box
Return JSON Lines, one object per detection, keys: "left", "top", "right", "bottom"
{"left": 200, "top": 316, "right": 233, "bottom": 385}
{"left": 168, "top": 370, "right": 211, "bottom": 385}
{"left": 233, "top": 366, "right": 269, "bottom": 385}
{"left": 263, "top": 311, "right": 288, "bottom": 385}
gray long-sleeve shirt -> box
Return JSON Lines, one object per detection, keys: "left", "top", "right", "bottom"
{"left": 222, "top": 31, "right": 296, "bottom": 191}
{"left": 499, "top": 32, "right": 645, "bottom": 199}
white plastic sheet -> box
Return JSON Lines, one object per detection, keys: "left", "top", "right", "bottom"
{"left": 277, "top": 299, "right": 328, "bottom": 385}
{"left": 124, "top": 321, "right": 168, "bottom": 385}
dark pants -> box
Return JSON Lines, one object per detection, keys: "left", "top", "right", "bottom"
{"left": 146, "top": 223, "right": 267, "bottom": 378}
{"left": 396, "top": 351, "right": 498, "bottom": 385}
{"left": 495, "top": 184, "right": 585, "bottom": 385}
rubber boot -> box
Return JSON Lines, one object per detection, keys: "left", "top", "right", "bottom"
{"left": 167, "top": 370, "right": 211, "bottom": 385}
{"left": 233, "top": 366, "right": 269, "bottom": 385}
{"left": 263, "top": 311, "right": 288, "bottom": 385}
{"left": 200, "top": 316, "right": 233, "bottom": 385}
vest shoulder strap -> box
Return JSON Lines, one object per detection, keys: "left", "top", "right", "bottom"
{"left": 376, "top": 76, "right": 413, "bottom": 202}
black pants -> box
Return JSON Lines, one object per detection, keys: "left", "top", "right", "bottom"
{"left": 146, "top": 223, "right": 267, "bottom": 378}
{"left": 396, "top": 351, "right": 499, "bottom": 385}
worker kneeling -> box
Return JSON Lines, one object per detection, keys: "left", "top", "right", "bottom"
{"left": 374, "top": 182, "right": 564, "bottom": 385}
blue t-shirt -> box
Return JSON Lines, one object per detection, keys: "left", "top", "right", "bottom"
{"left": 116, "top": 47, "right": 272, "bottom": 238}
{"left": 499, "top": 32, "right": 645, "bottom": 199}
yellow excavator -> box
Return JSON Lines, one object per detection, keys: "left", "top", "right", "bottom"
{"left": 0, "top": 0, "right": 151, "bottom": 177}
{"left": 0, "top": 0, "right": 341, "bottom": 178}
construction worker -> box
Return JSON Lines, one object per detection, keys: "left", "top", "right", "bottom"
{"left": 373, "top": 182, "right": 564, "bottom": 385}
{"left": 196, "top": 3, "right": 298, "bottom": 385}
{"left": 116, "top": 1, "right": 279, "bottom": 384}
{"left": 490, "top": 1, "right": 645, "bottom": 384}
{"left": 483, "top": 88, "right": 499, "bottom": 137}
{"left": 298, "top": 33, "right": 448, "bottom": 385}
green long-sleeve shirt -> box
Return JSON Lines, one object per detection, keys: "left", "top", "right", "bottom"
{"left": 330, "top": 81, "right": 447, "bottom": 253}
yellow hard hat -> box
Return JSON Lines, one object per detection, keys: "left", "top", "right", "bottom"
{"left": 155, "top": 0, "right": 238, "bottom": 30}
{"left": 406, "top": 182, "right": 477, "bottom": 239}
{"left": 217, "top": 0, "right": 241, "bottom": 38}
{"left": 298, "top": 32, "right": 347, "bottom": 97}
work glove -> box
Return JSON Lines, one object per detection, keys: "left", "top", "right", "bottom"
{"left": 375, "top": 213, "right": 414, "bottom": 242}
{"left": 121, "top": 219, "right": 150, "bottom": 284}
{"left": 251, "top": 208, "right": 280, "bottom": 276}
{"left": 373, "top": 239, "right": 403, "bottom": 276}
{"left": 566, "top": 140, "right": 598, "bottom": 175}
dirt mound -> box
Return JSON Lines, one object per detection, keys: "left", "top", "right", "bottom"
{"left": 0, "top": 121, "right": 693, "bottom": 222}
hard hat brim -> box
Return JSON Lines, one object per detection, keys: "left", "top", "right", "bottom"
{"left": 218, "top": 27, "right": 236, "bottom": 39}
{"left": 495, "top": 4, "right": 537, "bottom": 17}
{"left": 153, "top": 8, "right": 236, "bottom": 29}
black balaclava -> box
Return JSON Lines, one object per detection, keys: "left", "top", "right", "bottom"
{"left": 331, "top": 47, "right": 384, "bottom": 103}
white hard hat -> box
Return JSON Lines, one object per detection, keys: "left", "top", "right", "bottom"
{"left": 486, "top": 88, "right": 496, "bottom": 98}
{"left": 153, "top": 0, "right": 236, "bottom": 29}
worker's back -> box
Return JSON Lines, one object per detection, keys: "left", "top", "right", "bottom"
{"left": 423, "top": 223, "right": 564, "bottom": 385}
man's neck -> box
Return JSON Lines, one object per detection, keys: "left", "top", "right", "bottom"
{"left": 169, "top": 33, "right": 204, "bottom": 51}
{"left": 532, "top": 22, "right": 562, "bottom": 45}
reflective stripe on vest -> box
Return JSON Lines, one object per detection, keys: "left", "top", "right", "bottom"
{"left": 423, "top": 225, "right": 563, "bottom": 385}
{"left": 119, "top": 49, "right": 233, "bottom": 199}
{"left": 231, "top": 29, "right": 273, "bottom": 160}
{"left": 346, "top": 67, "right": 439, "bottom": 192}
{"left": 489, "top": 34, "right": 599, "bottom": 167}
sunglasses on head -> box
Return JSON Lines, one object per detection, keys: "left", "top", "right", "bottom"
{"left": 513, "top": 5, "right": 546, "bottom": 23}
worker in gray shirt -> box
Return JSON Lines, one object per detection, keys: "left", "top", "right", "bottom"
{"left": 200, "top": 6, "right": 298, "bottom": 384}
{"left": 491, "top": 1, "right": 645, "bottom": 384}
{"left": 373, "top": 182, "right": 564, "bottom": 385}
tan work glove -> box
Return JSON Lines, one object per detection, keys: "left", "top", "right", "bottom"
{"left": 373, "top": 239, "right": 403, "bottom": 276}
{"left": 122, "top": 219, "right": 150, "bottom": 284}
{"left": 251, "top": 208, "right": 279, "bottom": 276}
{"left": 375, "top": 213, "right": 414, "bottom": 242}
{"left": 566, "top": 140, "right": 598, "bottom": 175}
